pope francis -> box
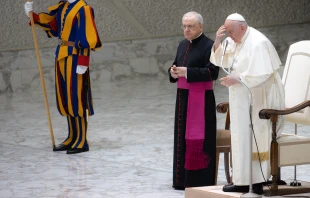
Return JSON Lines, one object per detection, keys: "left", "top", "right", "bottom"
{"left": 210, "top": 13, "right": 285, "bottom": 194}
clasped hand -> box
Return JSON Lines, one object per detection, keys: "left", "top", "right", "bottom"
{"left": 219, "top": 75, "right": 240, "bottom": 87}
{"left": 170, "top": 65, "right": 186, "bottom": 78}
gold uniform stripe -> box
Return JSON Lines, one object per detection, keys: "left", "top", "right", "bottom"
{"left": 63, "top": 116, "right": 73, "bottom": 145}
{"left": 47, "top": 2, "right": 65, "bottom": 12}
{"left": 58, "top": 46, "right": 68, "bottom": 61}
{"left": 58, "top": 3, "right": 69, "bottom": 60}
{"left": 61, "top": 1, "right": 86, "bottom": 41}
{"left": 60, "top": 3, "right": 68, "bottom": 32}
{"left": 66, "top": 56, "right": 74, "bottom": 116}
{"left": 55, "top": 60, "right": 66, "bottom": 115}
{"left": 72, "top": 117, "right": 80, "bottom": 148}
{"left": 38, "top": 13, "right": 55, "bottom": 24}
{"left": 84, "top": 6, "right": 98, "bottom": 48}
{"left": 83, "top": 49, "right": 89, "bottom": 56}
{"left": 47, "top": 31, "right": 54, "bottom": 37}
{"left": 79, "top": 117, "right": 86, "bottom": 148}
{"left": 59, "top": 59, "right": 65, "bottom": 76}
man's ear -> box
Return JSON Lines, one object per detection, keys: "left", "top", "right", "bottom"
{"left": 240, "top": 24, "right": 246, "bottom": 31}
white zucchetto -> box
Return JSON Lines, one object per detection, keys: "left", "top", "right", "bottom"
{"left": 226, "top": 13, "right": 246, "bottom": 21}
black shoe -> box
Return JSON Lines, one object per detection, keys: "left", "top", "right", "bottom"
{"left": 252, "top": 183, "right": 263, "bottom": 195}
{"left": 223, "top": 184, "right": 249, "bottom": 193}
{"left": 53, "top": 143, "right": 72, "bottom": 151}
{"left": 223, "top": 183, "right": 263, "bottom": 195}
{"left": 66, "top": 147, "right": 89, "bottom": 154}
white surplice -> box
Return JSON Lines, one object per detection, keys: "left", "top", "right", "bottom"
{"left": 210, "top": 27, "right": 285, "bottom": 185}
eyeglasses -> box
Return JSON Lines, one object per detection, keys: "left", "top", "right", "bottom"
{"left": 181, "top": 24, "right": 199, "bottom": 30}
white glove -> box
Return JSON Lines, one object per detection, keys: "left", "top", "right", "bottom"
{"left": 76, "top": 65, "right": 88, "bottom": 74}
{"left": 24, "top": 2, "right": 33, "bottom": 17}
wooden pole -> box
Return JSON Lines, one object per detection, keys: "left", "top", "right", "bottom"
{"left": 27, "top": 1, "right": 56, "bottom": 148}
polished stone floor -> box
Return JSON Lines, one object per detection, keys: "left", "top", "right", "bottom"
{"left": 0, "top": 76, "right": 309, "bottom": 198}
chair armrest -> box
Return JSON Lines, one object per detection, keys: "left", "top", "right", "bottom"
{"left": 259, "top": 100, "right": 310, "bottom": 120}
{"left": 217, "top": 102, "right": 229, "bottom": 114}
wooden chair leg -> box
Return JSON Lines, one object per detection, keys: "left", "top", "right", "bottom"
{"left": 224, "top": 152, "right": 230, "bottom": 184}
{"left": 215, "top": 149, "right": 220, "bottom": 185}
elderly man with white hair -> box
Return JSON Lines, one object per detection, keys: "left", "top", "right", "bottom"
{"left": 169, "top": 11, "right": 219, "bottom": 189}
{"left": 210, "top": 13, "right": 285, "bottom": 194}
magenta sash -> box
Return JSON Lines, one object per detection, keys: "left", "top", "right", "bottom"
{"left": 177, "top": 77, "right": 213, "bottom": 170}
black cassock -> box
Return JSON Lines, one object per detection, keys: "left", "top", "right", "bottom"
{"left": 168, "top": 34, "right": 219, "bottom": 188}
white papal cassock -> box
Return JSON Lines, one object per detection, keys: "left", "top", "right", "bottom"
{"left": 210, "top": 27, "right": 285, "bottom": 185}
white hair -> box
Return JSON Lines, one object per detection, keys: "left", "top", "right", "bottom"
{"left": 233, "top": 20, "right": 248, "bottom": 28}
{"left": 182, "top": 11, "right": 203, "bottom": 24}
{"left": 239, "top": 21, "right": 248, "bottom": 27}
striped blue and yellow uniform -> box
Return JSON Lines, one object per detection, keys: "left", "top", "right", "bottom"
{"left": 33, "top": 0, "right": 102, "bottom": 149}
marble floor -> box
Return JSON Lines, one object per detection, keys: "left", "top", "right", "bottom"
{"left": 0, "top": 76, "right": 309, "bottom": 198}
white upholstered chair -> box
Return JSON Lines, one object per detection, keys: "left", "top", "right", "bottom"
{"left": 259, "top": 40, "right": 310, "bottom": 196}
